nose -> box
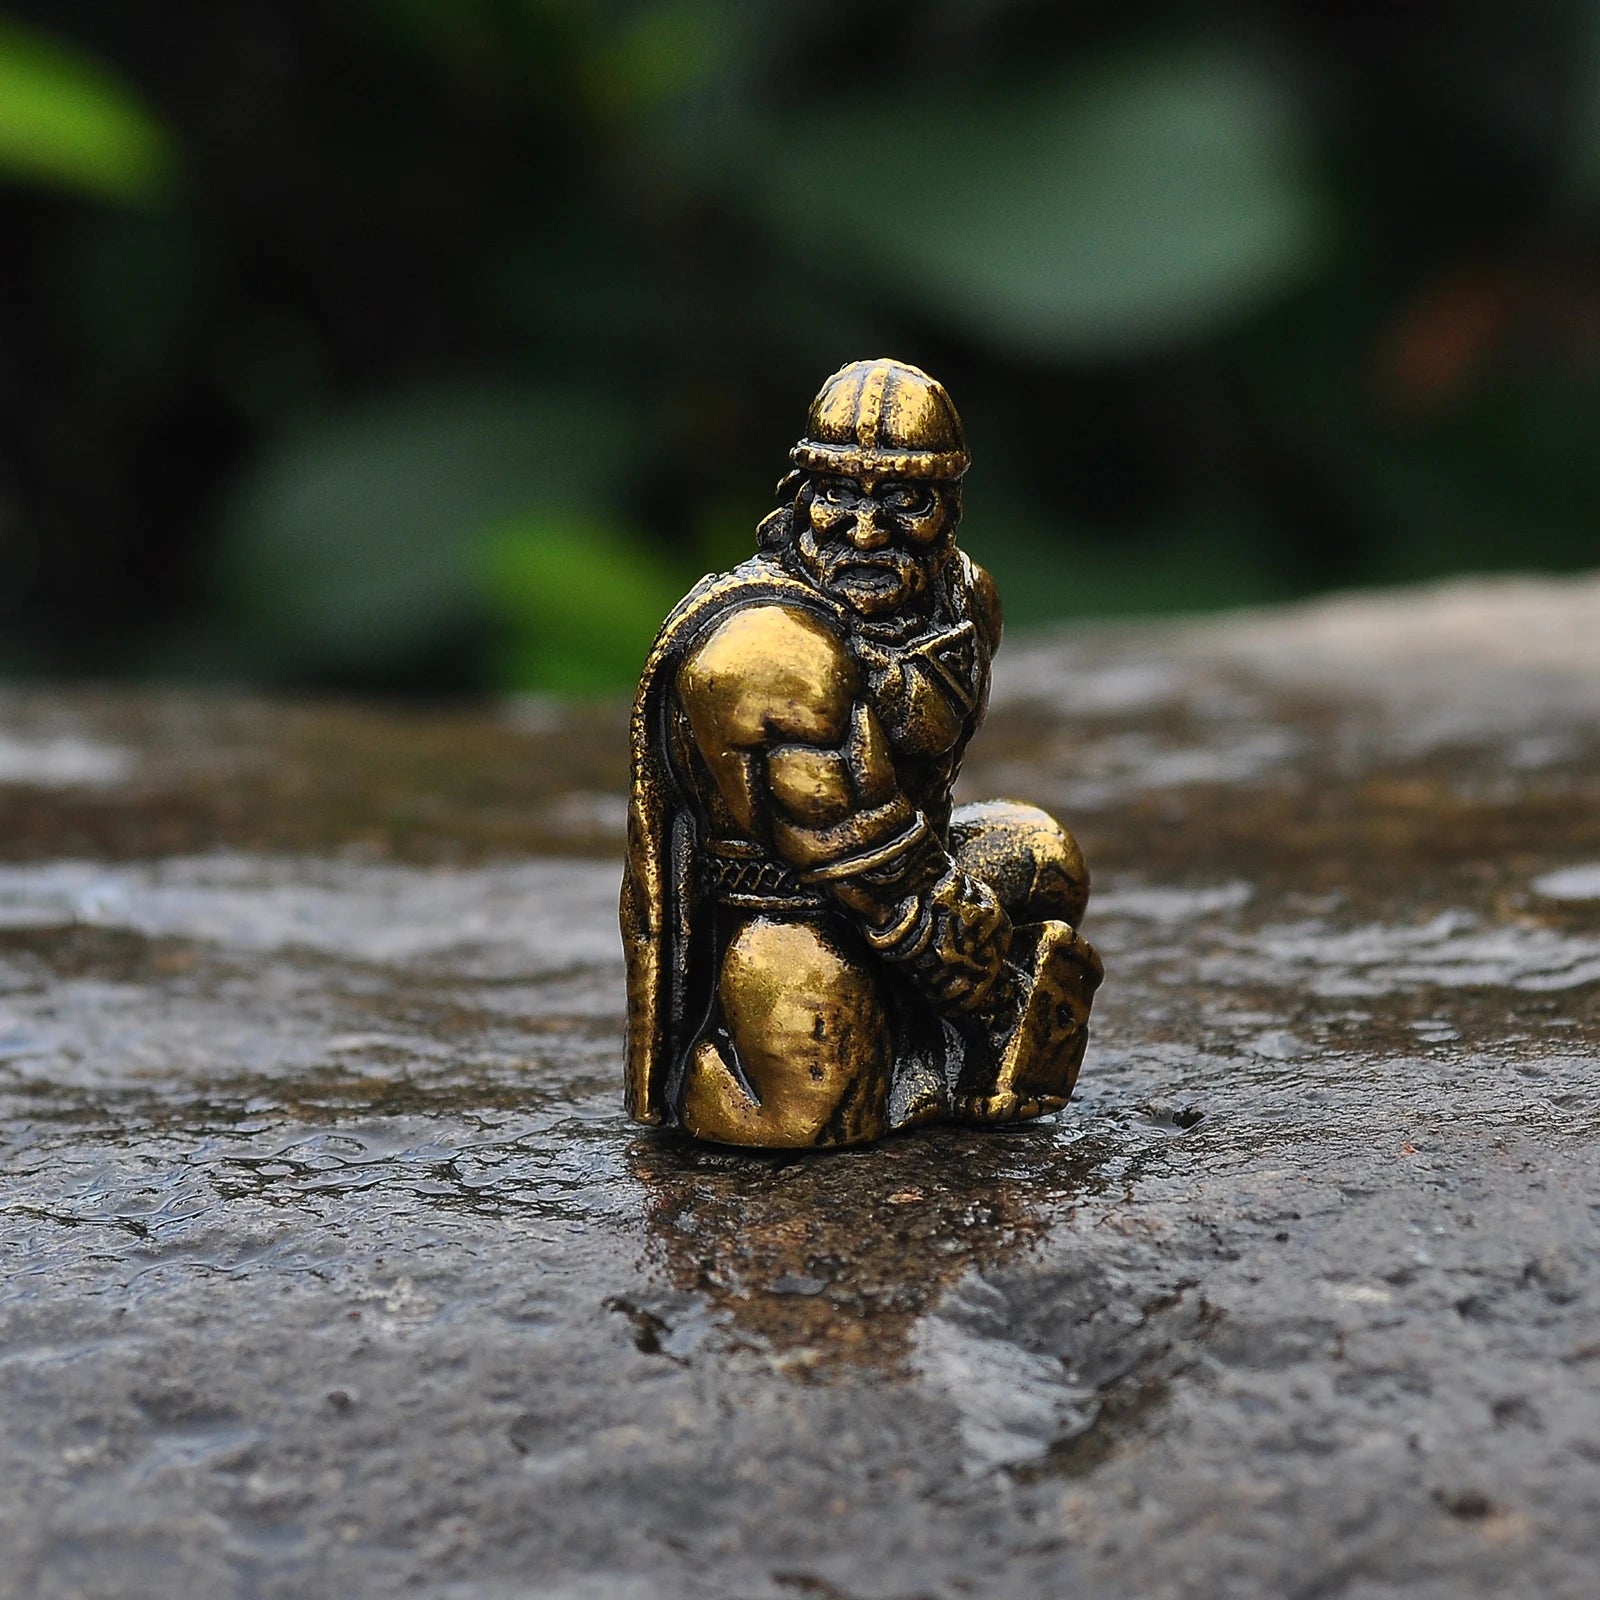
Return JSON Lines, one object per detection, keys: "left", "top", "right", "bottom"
{"left": 845, "top": 508, "right": 890, "bottom": 551}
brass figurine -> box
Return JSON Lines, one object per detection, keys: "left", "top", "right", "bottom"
{"left": 622, "top": 359, "right": 1102, "bottom": 1148}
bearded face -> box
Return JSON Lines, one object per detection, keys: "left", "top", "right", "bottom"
{"left": 793, "top": 474, "right": 954, "bottom": 618}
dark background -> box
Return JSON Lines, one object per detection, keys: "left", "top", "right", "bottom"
{"left": 3, "top": 1, "right": 1599, "bottom": 693}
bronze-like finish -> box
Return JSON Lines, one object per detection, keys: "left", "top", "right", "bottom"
{"left": 622, "top": 358, "right": 1102, "bottom": 1147}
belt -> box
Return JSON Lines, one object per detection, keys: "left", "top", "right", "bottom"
{"left": 701, "top": 839, "right": 828, "bottom": 912}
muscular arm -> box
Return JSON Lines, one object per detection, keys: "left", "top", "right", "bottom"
{"left": 679, "top": 603, "right": 1012, "bottom": 1014}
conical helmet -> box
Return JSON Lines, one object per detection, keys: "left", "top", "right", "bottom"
{"left": 790, "top": 358, "right": 969, "bottom": 482}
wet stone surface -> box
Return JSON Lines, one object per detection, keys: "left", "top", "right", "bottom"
{"left": 3, "top": 574, "right": 1599, "bottom": 1600}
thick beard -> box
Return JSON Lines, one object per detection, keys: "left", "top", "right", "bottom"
{"left": 793, "top": 524, "right": 936, "bottom": 620}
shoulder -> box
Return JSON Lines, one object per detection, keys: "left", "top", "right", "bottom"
{"left": 679, "top": 601, "right": 856, "bottom": 745}
{"left": 962, "top": 553, "right": 1003, "bottom": 653}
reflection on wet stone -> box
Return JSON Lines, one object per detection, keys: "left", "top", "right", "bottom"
{"left": 629, "top": 1125, "right": 1114, "bottom": 1372}
{"left": 2, "top": 579, "right": 1600, "bottom": 1599}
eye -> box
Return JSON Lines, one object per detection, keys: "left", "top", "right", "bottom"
{"left": 821, "top": 479, "right": 853, "bottom": 503}
{"left": 880, "top": 483, "right": 929, "bottom": 512}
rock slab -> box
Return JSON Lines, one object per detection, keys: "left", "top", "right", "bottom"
{"left": 2, "top": 574, "right": 1598, "bottom": 1600}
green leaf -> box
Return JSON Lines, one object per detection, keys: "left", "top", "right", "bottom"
{"left": 214, "top": 385, "right": 640, "bottom": 673}
{"left": 0, "top": 18, "right": 174, "bottom": 203}
{"left": 748, "top": 50, "right": 1331, "bottom": 356}
{"left": 481, "top": 515, "right": 684, "bottom": 692}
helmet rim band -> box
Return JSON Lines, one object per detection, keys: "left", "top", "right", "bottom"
{"left": 790, "top": 441, "right": 969, "bottom": 482}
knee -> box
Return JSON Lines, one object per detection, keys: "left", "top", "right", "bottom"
{"left": 950, "top": 799, "right": 1090, "bottom": 928}
{"left": 698, "top": 916, "right": 892, "bottom": 1146}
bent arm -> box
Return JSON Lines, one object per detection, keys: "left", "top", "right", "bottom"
{"left": 679, "top": 603, "right": 1012, "bottom": 1014}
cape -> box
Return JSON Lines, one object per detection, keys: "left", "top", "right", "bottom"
{"left": 620, "top": 555, "right": 839, "bottom": 1123}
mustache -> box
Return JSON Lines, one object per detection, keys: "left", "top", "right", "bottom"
{"left": 808, "top": 542, "right": 921, "bottom": 574}
{"left": 823, "top": 551, "right": 914, "bottom": 573}
{"left": 794, "top": 527, "right": 932, "bottom": 603}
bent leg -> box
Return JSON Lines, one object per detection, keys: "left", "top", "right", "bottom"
{"left": 949, "top": 799, "right": 1089, "bottom": 928}
{"left": 679, "top": 914, "right": 892, "bottom": 1148}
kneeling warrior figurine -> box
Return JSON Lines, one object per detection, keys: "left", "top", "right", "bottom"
{"left": 622, "top": 358, "right": 1102, "bottom": 1147}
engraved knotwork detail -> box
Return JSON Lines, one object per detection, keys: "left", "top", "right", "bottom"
{"left": 703, "top": 841, "right": 827, "bottom": 910}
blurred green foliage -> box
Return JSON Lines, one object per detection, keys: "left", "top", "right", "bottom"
{"left": 0, "top": 16, "right": 171, "bottom": 201}
{"left": 2, "top": 1, "right": 1599, "bottom": 693}
{"left": 216, "top": 386, "right": 642, "bottom": 676}
{"left": 747, "top": 51, "right": 1327, "bottom": 355}
{"left": 483, "top": 515, "right": 683, "bottom": 692}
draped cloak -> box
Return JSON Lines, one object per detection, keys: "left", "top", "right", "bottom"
{"left": 620, "top": 554, "right": 844, "bottom": 1123}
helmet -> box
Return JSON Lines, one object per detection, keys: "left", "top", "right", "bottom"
{"left": 790, "top": 358, "right": 969, "bottom": 482}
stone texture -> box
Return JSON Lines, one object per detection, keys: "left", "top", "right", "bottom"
{"left": 2, "top": 574, "right": 1598, "bottom": 1600}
